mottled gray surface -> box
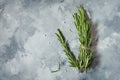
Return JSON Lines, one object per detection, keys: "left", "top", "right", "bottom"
{"left": 0, "top": 0, "right": 120, "bottom": 80}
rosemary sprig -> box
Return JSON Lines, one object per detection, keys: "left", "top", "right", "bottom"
{"left": 56, "top": 29, "right": 78, "bottom": 67}
{"left": 56, "top": 5, "right": 93, "bottom": 73}
{"left": 73, "top": 6, "right": 93, "bottom": 72}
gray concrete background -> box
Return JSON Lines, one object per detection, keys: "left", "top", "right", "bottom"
{"left": 0, "top": 0, "right": 120, "bottom": 80}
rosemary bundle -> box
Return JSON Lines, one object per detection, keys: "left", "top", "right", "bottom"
{"left": 56, "top": 6, "right": 93, "bottom": 73}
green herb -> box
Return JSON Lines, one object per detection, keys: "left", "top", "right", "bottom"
{"left": 56, "top": 5, "right": 93, "bottom": 73}
{"left": 51, "top": 62, "right": 61, "bottom": 73}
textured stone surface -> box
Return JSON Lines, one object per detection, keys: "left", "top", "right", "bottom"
{"left": 0, "top": 0, "right": 120, "bottom": 80}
